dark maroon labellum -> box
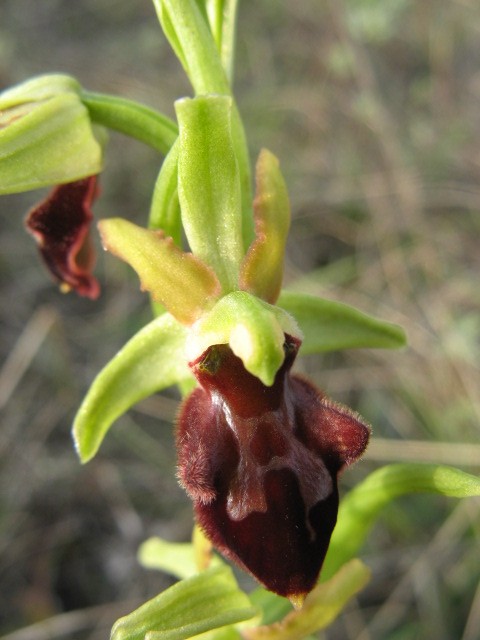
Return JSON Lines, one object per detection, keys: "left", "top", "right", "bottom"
{"left": 176, "top": 335, "right": 370, "bottom": 603}
{"left": 25, "top": 176, "right": 100, "bottom": 299}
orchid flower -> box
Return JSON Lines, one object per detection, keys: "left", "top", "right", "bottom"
{"left": 3, "top": 4, "right": 480, "bottom": 639}
{"left": 72, "top": 95, "right": 403, "bottom": 604}
{"left": 0, "top": 1, "right": 417, "bottom": 632}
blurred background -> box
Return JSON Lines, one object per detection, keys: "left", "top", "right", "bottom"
{"left": 1, "top": 1, "right": 479, "bottom": 638}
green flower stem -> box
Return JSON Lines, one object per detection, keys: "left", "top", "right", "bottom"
{"left": 154, "top": 0, "right": 230, "bottom": 95}
{"left": 205, "top": 0, "right": 239, "bottom": 83}
{"left": 81, "top": 90, "right": 178, "bottom": 155}
{"left": 153, "top": 0, "right": 254, "bottom": 248}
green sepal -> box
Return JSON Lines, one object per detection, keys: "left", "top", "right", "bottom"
{"left": 110, "top": 566, "right": 258, "bottom": 640}
{"left": 138, "top": 536, "right": 223, "bottom": 580}
{"left": 240, "top": 149, "right": 290, "bottom": 304}
{"left": 244, "top": 560, "right": 370, "bottom": 640}
{"left": 98, "top": 217, "right": 221, "bottom": 325}
{"left": 0, "top": 73, "right": 81, "bottom": 107}
{"left": 149, "top": 138, "right": 182, "bottom": 245}
{"left": 322, "top": 463, "right": 480, "bottom": 581}
{"left": 73, "top": 313, "right": 190, "bottom": 463}
{"left": 176, "top": 95, "right": 244, "bottom": 292}
{"left": 278, "top": 290, "right": 407, "bottom": 353}
{"left": 186, "top": 291, "right": 302, "bottom": 386}
{"left": 0, "top": 75, "right": 103, "bottom": 194}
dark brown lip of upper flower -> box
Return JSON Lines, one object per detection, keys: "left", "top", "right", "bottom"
{"left": 25, "top": 176, "right": 100, "bottom": 299}
{"left": 177, "top": 336, "right": 371, "bottom": 602}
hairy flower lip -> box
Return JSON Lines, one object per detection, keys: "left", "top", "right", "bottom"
{"left": 25, "top": 176, "right": 100, "bottom": 299}
{"left": 177, "top": 335, "right": 371, "bottom": 601}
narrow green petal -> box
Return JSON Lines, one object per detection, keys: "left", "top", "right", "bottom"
{"left": 152, "top": 0, "right": 254, "bottom": 247}
{"left": 99, "top": 218, "right": 221, "bottom": 325}
{"left": 244, "top": 560, "right": 370, "bottom": 640}
{"left": 111, "top": 566, "right": 258, "bottom": 640}
{"left": 0, "top": 93, "right": 103, "bottom": 194}
{"left": 322, "top": 463, "right": 480, "bottom": 580}
{"left": 278, "top": 290, "right": 407, "bottom": 352}
{"left": 240, "top": 149, "right": 290, "bottom": 304}
{"left": 187, "top": 291, "right": 301, "bottom": 386}
{"left": 176, "top": 95, "right": 244, "bottom": 292}
{"left": 73, "top": 314, "right": 189, "bottom": 463}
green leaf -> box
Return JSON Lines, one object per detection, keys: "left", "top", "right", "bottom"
{"left": 0, "top": 92, "right": 103, "bottom": 194}
{"left": 240, "top": 149, "right": 290, "bottom": 304}
{"left": 111, "top": 566, "right": 258, "bottom": 640}
{"left": 138, "top": 536, "right": 223, "bottom": 580}
{"left": 98, "top": 218, "right": 221, "bottom": 325}
{"left": 149, "top": 138, "right": 182, "bottom": 246}
{"left": 322, "top": 463, "right": 480, "bottom": 581}
{"left": 176, "top": 95, "right": 244, "bottom": 292}
{"left": 81, "top": 91, "right": 178, "bottom": 155}
{"left": 244, "top": 560, "right": 370, "bottom": 640}
{"left": 187, "top": 291, "right": 301, "bottom": 386}
{"left": 73, "top": 313, "right": 190, "bottom": 463}
{"left": 278, "top": 290, "right": 406, "bottom": 353}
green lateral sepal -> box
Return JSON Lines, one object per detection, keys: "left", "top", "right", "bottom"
{"left": 73, "top": 313, "right": 191, "bottom": 462}
{"left": 278, "top": 290, "right": 407, "bottom": 353}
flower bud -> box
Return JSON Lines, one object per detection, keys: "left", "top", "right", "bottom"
{"left": 0, "top": 74, "right": 104, "bottom": 194}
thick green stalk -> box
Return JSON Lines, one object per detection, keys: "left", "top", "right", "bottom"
{"left": 153, "top": 0, "right": 254, "bottom": 249}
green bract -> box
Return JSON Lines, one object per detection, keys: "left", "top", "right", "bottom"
{"left": 176, "top": 95, "right": 244, "bottom": 292}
